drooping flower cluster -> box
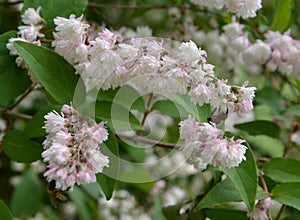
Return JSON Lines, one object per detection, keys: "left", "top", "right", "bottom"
{"left": 52, "top": 15, "right": 90, "bottom": 65}
{"left": 191, "top": 0, "right": 262, "bottom": 18}
{"left": 42, "top": 104, "right": 109, "bottom": 191}
{"left": 52, "top": 15, "right": 256, "bottom": 117}
{"left": 194, "top": 20, "right": 300, "bottom": 80}
{"left": 193, "top": 20, "right": 251, "bottom": 74}
{"left": 247, "top": 197, "right": 272, "bottom": 220}
{"left": 179, "top": 115, "right": 247, "bottom": 170}
{"left": 6, "top": 7, "right": 45, "bottom": 68}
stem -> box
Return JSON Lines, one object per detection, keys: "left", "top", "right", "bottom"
{"left": 259, "top": 171, "right": 269, "bottom": 194}
{"left": 136, "top": 93, "right": 153, "bottom": 135}
{"left": 274, "top": 205, "right": 285, "bottom": 220}
{"left": 260, "top": 171, "right": 272, "bottom": 220}
{"left": 87, "top": 3, "right": 188, "bottom": 10}
{"left": 256, "top": 157, "right": 270, "bottom": 162}
{"left": 6, "top": 83, "right": 38, "bottom": 111}
{"left": 0, "top": 109, "right": 32, "bottom": 121}
{"left": 117, "top": 134, "right": 179, "bottom": 149}
{"left": 40, "top": 39, "right": 53, "bottom": 44}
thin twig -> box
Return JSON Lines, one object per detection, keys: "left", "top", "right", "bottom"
{"left": 256, "top": 157, "right": 270, "bottom": 162}
{"left": 136, "top": 93, "right": 153, "bottom": 135}
{"left": 87, "top": 2, "right": 188, "bottom": 10}
{"left": 0, "top": 109, "right": 32, "bottom": 121}
{"left": 274, "top": 204, "right": 285, "bottom": 220}
{"left": 260, "top": 171, "right": 272, "bottom": 220}
{"left": 40, "top": 39, "right": 53, "bottom": 44}
{"left": 117, "top": 133, "right": 179, "bottom": 149}
{"left": 5, "top": 83, "right": 38, "bottom": 111}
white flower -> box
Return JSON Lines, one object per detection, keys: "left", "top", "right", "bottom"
{"left": 189, "top": 84, "right": 211, "bottom": 106}
{"left": 226, "top": 0, "right": 262, "bottom": 18}
{"left": 291, "top": 131, "right": 300, "bottom": 145}
{"left": 21, "top": 7, "right": 44, "bottom": 25}
{"left": 52, "top": 14, "right": 89, "bottom": 65}
{"left": 244, "top": 40, "right": 272, "bottom": 64}
{"left": 42, "top": 104, "right": 109, "bottom": 191}
{"left": 178, "top": 41, "right": 207, "bottom": 65}
{"left": 179, "top": 116, "right": 247, "bottom": 170}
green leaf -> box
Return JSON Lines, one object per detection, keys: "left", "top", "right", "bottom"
{"left": 151, "top": 100, "right": 184, "bottom": 118}
{"left": 11, "top": 169, "right": 43, "bottom": 217}
{"left": 97, "top": 85, "right": 145, "bottom": 112}
{"left": 152, "top": 196, "right": 167, "bottom": 220}
{"left": 263, "top": 158, "right": 300, "bottom": 183}
{"left": 96, "top": 127, "right": 119, "bottom": 200}
{"left": 0, "top": 31, "right": 31, "bottom": 107}
{"left": 0, "top": 200, "right": 13, "bottom": 220}
{"left": 197, "top": 104, "right": 211, "bottom": 123}
{"left": 285, "top": 105, "right": 300, "bottom": 117}
{"left": 23, "top": 106, "right": 58, "bottom": 138}
{"left": 95, "top": 101, "right": 142, "bottom": 131}
{"left": 204, "top": 209, "right": 248, "bottom": 220}
{"left": 3, "top": 131, "right": 42, "bottom": 163}
{"left": 171, "top": 93, "right": 200, "bottom": 120}
{"left": 68, "top": 186, "right": 91, "bottom": 220}
{"left": 23, "top": 0, "right": 88, "bottom": 29}
{"left": 196, "top": 178, "right": 242, "bottom": 209}
{"left": 234, "top": 120, "right": 280, "bottom": 138}
{"left": 272, "top": 182, "right": 300, "bottom": 211}
{"left": 119, "top": 139, "right": 148, "bottom": 163}
{"left": 255, "top": 86, "right": 285, "bottom": 111}
{"left": 14, "top": 41, "right": 85, "bottom": 106}
{"left": 162, "top": 205, "right": 182, "bottom": 220}
{"left": 222, "top": 146, "right": 258, "bottom": 211}
{"left": 245, "top": 135, "right": 284, "bottom": 157}
{"left": 271, "top": 0, "right": 292, "bottom": 32}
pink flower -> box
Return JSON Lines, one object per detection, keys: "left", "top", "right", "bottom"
{"left": 42, "top": 104, "right": 109, "bottom": 191}
{"left": 179, "top": 115, "right": 247, "bottom": 170}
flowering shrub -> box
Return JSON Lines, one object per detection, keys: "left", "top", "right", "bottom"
{"left": 0, "top": 0, "right": 300, "bottom": 219}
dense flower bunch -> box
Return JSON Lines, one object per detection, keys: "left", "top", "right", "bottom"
{"left": 6, "top": 7, "right": 44, "bottom": 68}
{"left": 51, "top": 14, "right": 256, "bottom": 118}
{"left": 42, "top": 104, "right": 109, "bottom": 190}
{"left": 194, "top": 20, "right": 300, "bottom": 79}
{"left": 191, "top": 0, "right": 262, "bottom": 18}
{"left": 179, "top": 115, "right": 247, "bottom": 170}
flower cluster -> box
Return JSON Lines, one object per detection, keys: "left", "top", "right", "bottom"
{"left": 194, "top": 20, "right": 300, "bottom": 80}
{"left": 6, "top": 7, "right": 45, "bottom": 68}
{"left": 179, "top": 115, "right": 247, "bottom": 170}
{"left": 193, "top": 20, "right": 251, "bottom": 74}
{"left": 52, "top": 15, "right": 90, "bottom": 65}
{"left": 52, "top": 15, "right": 256, "bottom": 117}
{"left": 191, "top": 0, "right": 262, "bottom": 18}
{"left": 42, "top": 104, "right": 109, "bottom": 191}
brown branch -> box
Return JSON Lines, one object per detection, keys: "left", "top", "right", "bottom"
{"left": 87, "top": 2, "right": 188, "bottom": 10}
{"left": 260, "top": 171, "right": 272, "bottom": 220}
{"left": 40, "top": 39, "right": 53, "bottom": 44}
{"left": 117, "top": 133, "right": 179, "bottom": 149}
{"left": 0, "top": 109, "right": 32, "bottom": 121}
{"left": 137, "top": 93, "right": 153, "bottom": 135}
{"left": 256, "top": 157, "right": 270, "bottom": 163}
{"left": 6, "top": 83, "right": 39, "bottom": 111}
{"left": 274, "top": 204, "right": 285, "bottom": 220}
